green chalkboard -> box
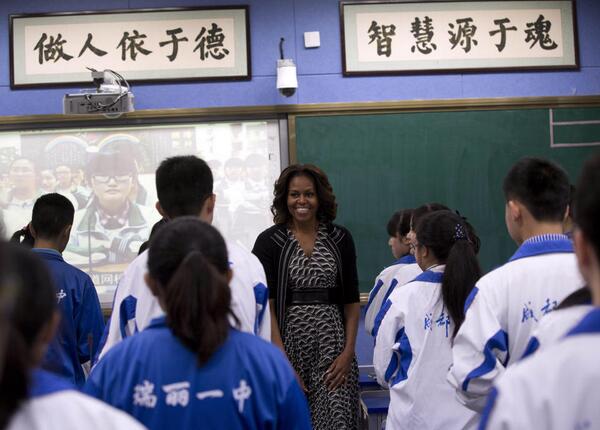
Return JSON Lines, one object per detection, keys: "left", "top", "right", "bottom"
{"left": 294, "top": 107, "right": 599, "bottom": 294}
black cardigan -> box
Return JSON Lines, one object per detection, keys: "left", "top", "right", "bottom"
{"left": 252, "top": 223, "right": 360, "bottom": 332}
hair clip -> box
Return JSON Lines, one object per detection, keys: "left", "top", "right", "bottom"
{"left": 453, "top": 223, "right": 467, "bottom": 242}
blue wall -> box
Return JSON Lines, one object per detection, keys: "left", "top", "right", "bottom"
{"left": 1, "top": 0, "right": 599, "bottom": 116}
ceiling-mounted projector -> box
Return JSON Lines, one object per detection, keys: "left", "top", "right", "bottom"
{"left": 63, "top": 68, "right": 134, "bottom": 116}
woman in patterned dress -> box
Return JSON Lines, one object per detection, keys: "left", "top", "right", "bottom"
{"left": 252, "top": 164, "right": 360, "bottom": 430}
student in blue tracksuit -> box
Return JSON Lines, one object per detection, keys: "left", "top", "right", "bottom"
{"left": 374, "top": 210, "right": 481, "bottom": 429}
{"left": 448, "top": 157, "right": 584, "bottom": 413}
{"left": 0, "top": 242, "right": 145, "bottom": 430}
{"left": 479, "top": 152, "right": 600, "bottom": 429}
{"left": 30, "top": 193, "right": 104, "bottom": 387}
{"left": 85, "top": 218, "right": 311, "bottom": 430}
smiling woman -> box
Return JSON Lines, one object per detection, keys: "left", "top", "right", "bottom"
{"left": 252, "top": 164, "right": 360, "bottom": 430}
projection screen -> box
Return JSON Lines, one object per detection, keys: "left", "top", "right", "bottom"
{"left": 0, "top": 119, "right": 283, "bottom": 306}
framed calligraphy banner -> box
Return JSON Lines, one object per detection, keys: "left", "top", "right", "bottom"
{"left": 340, "top": 0, "right": 578, "bottom": 76}
{"left": 10, "top": 6, "right": 250, "bottom": 88}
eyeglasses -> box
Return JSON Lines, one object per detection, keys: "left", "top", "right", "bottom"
{"left": 409, "top": 242, "right": 421, "bottom": 251}
{"left": 92, "top": 174, "right": 132, "bottom": 184}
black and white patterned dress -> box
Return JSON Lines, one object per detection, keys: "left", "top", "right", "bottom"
{"left": 282, "top": 226, "right": 359, "bottom": 430}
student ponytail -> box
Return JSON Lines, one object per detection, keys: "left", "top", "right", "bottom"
{"left": 416, "top": 211, "right": 482, "bottom": 339}
{"left": 164, "top": 251, "right": 231, "bottom": 365}
{"left": 147, "top": 217, "right": 233, "bottom": 366}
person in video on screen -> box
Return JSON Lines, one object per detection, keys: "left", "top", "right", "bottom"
{"left": 66, "top": 151, "right": 152, "bottom": 270}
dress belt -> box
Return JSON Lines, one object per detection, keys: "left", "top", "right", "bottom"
{"left": 286, "top": 288, "right": 341, "bottom": 305}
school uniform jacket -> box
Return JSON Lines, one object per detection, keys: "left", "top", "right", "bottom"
{"left": 85, "top": 316, "right": 311, "bottom": 430}
{"left": 520, "top": 304, "right": 593, "bottom": 359}
{"left": 7, "top": 369, "right": 146, "bottom": 430}
{"left": 374, "top": 266, "right": 477, "bottom": 430}
{"left": 364, "top": 254, "right": 420, "bottom": 337}
{"left": 479, "top": 307, "right": 600, "bottom": 429}
{"left": 97, "top": 241, "right": 270, "bottom": 362}
{"left": 33, "top": 248, "right": 104, "bottom": 387}
{"left": 370, "top": 262, "right": 423, "bottom": 339}
{"left": 448, "top": 234, "right": 584, "bottom": 412}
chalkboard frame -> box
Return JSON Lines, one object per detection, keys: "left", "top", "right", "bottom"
{"left": 289, "top": 95, "right": 600, "bottom": 301}
{"left": 288, "top": 95, "right": 600, "bottom": 164}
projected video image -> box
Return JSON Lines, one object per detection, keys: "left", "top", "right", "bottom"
{"left": 0, "top": 120, "right": 282, "bottom": 305}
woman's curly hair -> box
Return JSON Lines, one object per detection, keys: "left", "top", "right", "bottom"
{"left": 271, "top": 164, "right": 337, "bottom": 225}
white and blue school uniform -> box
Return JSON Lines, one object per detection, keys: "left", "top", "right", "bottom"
{"left": 521, "top": 304, "right": 593, "bottom": 359}
{"left": 85, "top": 316, "right": 311, "bottom": 430}
{"left": 97, "top": 241, "right": 270, "bottom": 361}
{"left": 448, "top": 234, "right": 584, "bottom": 412}
{"left": 33, "top": 248, "right": 105, "bottom": 387}
{"left": 369, "top": 261, "right": 423, "bottom": 340}
{"left": 365, "top": 254, "right": 418, "bottom": 336}
{"left": 8, "top": 369, "right": 146, "bottom": 430}
{"left": 479, "top": 307, "right": 600, "bottom": 429}
{"left": 374, "top": 266, "right": 477, "bottom": 430}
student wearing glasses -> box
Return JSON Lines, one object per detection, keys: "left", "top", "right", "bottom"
{"left": 66, "top": 150, "right": 153, "bottom": 269}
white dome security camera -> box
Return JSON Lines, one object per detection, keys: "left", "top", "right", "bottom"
{"left": 277, "top": 59, "right": 297, "bottom": 97}
{"left": 277, "top": 38, "right": 297, "bottom": 97}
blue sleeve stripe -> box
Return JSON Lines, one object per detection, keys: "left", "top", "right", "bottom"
{"left": 383, "top": 327, "right": 404, "bottom": 382}
{"left": 372, "top": 299, "right": 392, "bottom": 339}
{"left": 365, "top": 279, "right": 385, "bottom": 313}
{"left": 253, "top": 282, "right": 269, "bottom": 335}
{"left": 119, "top": 295, "right": 138, "bottom": 339}
{"left": 520, "top": 336, "right": 540, "bottom": 360}
{"left": 478, "top": 387, "right": 499, "bottom": 430}
{"left": 464, "top": 286, "right": 479, "bottom": 313}
{"left": 381, "top": 278, "right": 399, "bottom": 307}
{"left": 461, "top": 329, "right": 509, "bottom": 392}
{"left": 391, "top": 329, "right": 412, "bottom": 386}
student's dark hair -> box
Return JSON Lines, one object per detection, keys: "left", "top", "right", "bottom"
{"left": 147, "top": 217, "right": 232, "bottom": 366}
{"left": 386, "top": 209, "right": 413, "bottom": 237}
{"left": 556, "top": 286, "right": 592, "bottom": 310}
{"left": 416, "top": 210, "right": 482, "bottom": 339}
{"left": 0, "top": 243, "right": 56, "bottom": 429}
{"left": 31, "top": 193, "right": 75, "bottom": 240}
{"left": 503, "top": 157, "right": 570, "bottom": 222}
{"left": 271, "top": 164, "right": 337, "bottom": 225}
{"left": 411, "top": 203, "right": 449, "bottom": 231}
{"left": 396, "top": 208, "right": 413, "bottom": 237}
{"left": 386, "top": 211, "right": 402, "bottom": 237}
{"left": 574, "top": 152, "right": 600, "bottom": 260}
{"left": 9, "top": 227, "right": 34, "bottom": 248}
{"left": 156, "top": 156, "right": 213, "bottom": 218}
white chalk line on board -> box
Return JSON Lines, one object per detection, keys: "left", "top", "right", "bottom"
{"left": 549, "top": 108, "right": 600, "bottom": 147}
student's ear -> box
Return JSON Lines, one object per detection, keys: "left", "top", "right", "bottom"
{"left": 58, "top": 224, "right": 72, "bottom": 252}
{"left": 155, "top": 201, "right": 167, "bottom": 219}
{"left": 206, "top": 194, "right": 216, "bottom": 215}
{"left": 225, "top": 268, "right": 233, "bottom": 285}
{"left": 28, "top": 223, "right": 37, "bottom": 239}
{"left": 574, "top": 228, "right": 596, "bottom": 283}
{"left": 200, "top": 194, "right": 216, "bottom": 223}
{"left": 400, "top": 234, "right": 411, "bottom": 246}
{"left": 144, "top": 273, "right": 161, "bottom": 298}
{"left": 563, "top": 205, "right": 570, "bottom": 222}
{"left": 61, "top": 224, "right": 72, "bottom": 240}
{"left": 507, "top": 200, "right": 522, "bottom": 222}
